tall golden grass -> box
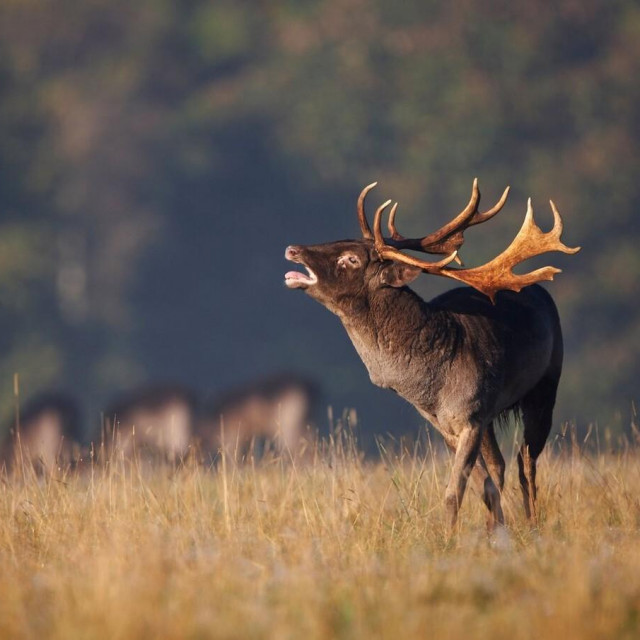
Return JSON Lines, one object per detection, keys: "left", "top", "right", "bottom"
{"left": 1, "top": 425, "right": 640, "bottom": 640}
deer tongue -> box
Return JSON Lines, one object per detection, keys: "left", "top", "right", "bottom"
{"left": 284, "top": 268, "right": 317, "bottom": 289}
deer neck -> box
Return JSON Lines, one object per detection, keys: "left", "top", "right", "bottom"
{"left": 339, "top": 286, "right": 452, "bottom": 396}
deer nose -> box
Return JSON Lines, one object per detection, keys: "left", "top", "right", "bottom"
{"left": 285, "top": 245, "right": 302, "bottom": 260}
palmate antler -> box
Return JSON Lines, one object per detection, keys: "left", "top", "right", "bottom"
{"left": 359, "top": 180, "right": 581, "bottom": 302}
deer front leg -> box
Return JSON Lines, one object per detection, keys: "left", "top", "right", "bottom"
{"left": 442, "top": 430, "right": 504, "bottom": 531}
{"left": 442, "top": 423, "right": 486, "bottom": 531}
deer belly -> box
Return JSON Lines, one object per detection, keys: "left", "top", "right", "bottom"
{"left": 495, "top": 341, "right": 554, "bottom": 411}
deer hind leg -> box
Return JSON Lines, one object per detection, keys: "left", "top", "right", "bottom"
{"left": 481, "top": 422, "right": 505, "bottom": 492}
{"left": 473, "top": 453, "right": 505, "bottom": 531}
{"left": 518, "top": 375, "right": 559, "bottom": 523}
{"left": 442, "top": 423, "right": 503, "bottom": 531}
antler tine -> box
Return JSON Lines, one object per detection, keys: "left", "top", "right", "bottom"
{"left": 373, "top": 199, "right": 459, "bottom": 272}
{"left": 441, "top": 198, "right": 581, "bottom": 302}
{"left": 357, "top": 182, "right": 378, "bottom": 240}
{"left": 468, "top": 185, "right": 510, "bottom": 227}
{"left": 549, "top": 200, "right": 580, "bottom": 251}
{"left": 388, "top": 202, "right": 399, "bottom": 238}
{"left": 372, "top": 199, "right": 393, "bottom": 252}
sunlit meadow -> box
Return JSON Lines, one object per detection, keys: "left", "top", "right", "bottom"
{"left": 2, "top": 424, "right": 640, "bottom": 640}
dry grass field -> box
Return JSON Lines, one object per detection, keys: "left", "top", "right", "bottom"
{"left": 2, "top": 426, "right": 640, "bottom": 640}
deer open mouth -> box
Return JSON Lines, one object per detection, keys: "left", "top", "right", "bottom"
{"left": 284, "top": 246, "right": 318, "bottom": 289}
{"left": 284, "top": 265, "right": 317, "bottom": 289}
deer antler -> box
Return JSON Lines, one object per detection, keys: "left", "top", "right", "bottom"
{"left": 440, "top": 199, "right": 581, "bottom": 301}
{"left": 386, "top": 179, "right": 510, "bottom": 257}
{"left": 358, "top": 179, "right": 509, "bottom": 259}
{"left": 357, "top": 182, "right": 378, "bottom": 240}
{"left": 368, "top": 182, "right": 581, "bottom": 302}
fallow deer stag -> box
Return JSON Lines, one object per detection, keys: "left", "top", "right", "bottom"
{"left": 285, "top": 179, "right": 580, "bottom": 531}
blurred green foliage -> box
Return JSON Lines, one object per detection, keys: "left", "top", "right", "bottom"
{"left": 0, "top": 0, "right": 637, "bottom": 433}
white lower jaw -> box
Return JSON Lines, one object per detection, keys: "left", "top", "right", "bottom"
{"left": 285, "top": 278, "right": 309, "bottom": 289}
{"left": 285, "top": 275, "right": 318, "bottom": 289}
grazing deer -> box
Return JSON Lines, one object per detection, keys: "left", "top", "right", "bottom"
{"left": 103, "top": 385, "right": 196, "bottom": 463}
{"left": 196, "top": 373, "right": 318, "bottom": 460}
{"left": 285, "top": 180, "right": 579, "bottom": 530}
{"left": 1, "top": 392, "right": 83, "bottom": 474}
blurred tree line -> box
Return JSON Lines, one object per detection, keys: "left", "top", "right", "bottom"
{"left": 0, "top": 0, "right": 637, "bottom": 437}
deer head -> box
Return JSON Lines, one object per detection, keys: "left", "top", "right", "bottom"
{"left": 284, "top": 240, "right": 424, "bottom": 316}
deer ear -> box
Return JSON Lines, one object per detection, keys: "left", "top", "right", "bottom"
{"left": 380, "top": 263, "right": 422, "bottom": 288}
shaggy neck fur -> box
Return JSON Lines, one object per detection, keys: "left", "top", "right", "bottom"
{"left": 337, "top": 285, "right": 460, "bottom": 411}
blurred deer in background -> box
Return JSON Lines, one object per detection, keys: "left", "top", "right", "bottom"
{"left": 196, "top": 373, "right": 318, "bottom": 461}
{"left": 1, "top": 392, "right": 83, "bottom": 474}
{"left": 103, "top": 385, "right": 196, "bottom": 463}
{"left": 285, "top": 179, "right": 580, "bottom": 530}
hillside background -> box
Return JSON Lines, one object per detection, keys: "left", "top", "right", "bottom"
{"left": 0, "top": 0, "right": 637, "bottom": 440}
